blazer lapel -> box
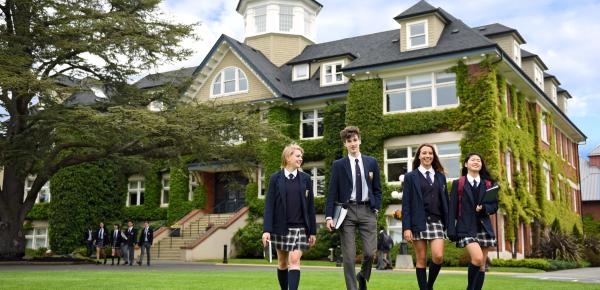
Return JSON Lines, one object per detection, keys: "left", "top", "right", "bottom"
{"left": 343, "top": 156, "right": 352, "bottom": 183}
{"left": 361, "top": 156, "right": 371, "bottom": 190}
{"left": 299, "top": 173, "right": 308, "bottom": 209}
{"left": 277, "top": 171, "right": 287, "bottom": 213}
{"left": 464, "top": 179, "right": 476, "bottom": 205}
{"left": 412, "top": 170, "right": 423, "bottom": 199}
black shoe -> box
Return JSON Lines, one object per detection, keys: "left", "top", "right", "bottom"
{"left": 137, "top": 261, "right": 142, "bottom": 266}
{"left": 96, "top": 261, "right": 100, "bottom": 265}
{"left": 357, "top": 272, "right": 367, "bottom": 290}
{"left": 123, "top": 261, "right": 128, "bottom": 265}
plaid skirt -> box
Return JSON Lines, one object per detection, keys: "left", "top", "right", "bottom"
{"left": 271, "top": 227, "right": 309, "bottom": 252}
{"left": 95, "top": 239, "right": 105, "bottom": 248}
{"left": 457, "top": 231, "right": 497, "bottom": 248}
{"left": 413, "top": 221, "right": 447, "bottom": 240}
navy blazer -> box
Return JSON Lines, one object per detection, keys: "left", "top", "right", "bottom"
{"left": 447, "top": 178, "right": 498, "bottom": 239}
{"left": 124, "top": 227, "right": 137, "bottom": 246}
{"left": 401, "top": 169, "right": 449, "bottom": 233}
{"left": 138, "top": 227, "right": 154, "bottom": 246}
{"left": 263, "top": 170, "right": 317, "bottom": 236}
{"left": 109, "top": 230, "right": 123, "bottom": 247}
{"left": 325, "top": 155, "right": 382, "bottom": 218}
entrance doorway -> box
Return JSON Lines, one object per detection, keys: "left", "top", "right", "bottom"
{"left": 214, "top": 171, "right": 248, "bottom": 213}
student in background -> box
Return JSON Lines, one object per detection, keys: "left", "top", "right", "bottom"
{"left": 94, "top": 222, "right": 108, "bottom": 264}
{"left": 109, "top": 223, "right": 122, "bottom": 265}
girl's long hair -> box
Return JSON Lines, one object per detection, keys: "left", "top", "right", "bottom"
{"left": 461, "top": 152, "right": 494, "bottom": 183}
{"left": 412, "top": 144, "right": 445, "bottom": 173}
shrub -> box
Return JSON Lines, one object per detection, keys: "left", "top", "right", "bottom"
{"left": 537, "top": 228, "right": 581, "bottom": 262}
{"left": 582, "top": 235, "right": 600, "bottom": 266}
{"left": 303, "top": 227, "right": 340, "bottom": 260}
{"left": 491, "top": 258, "right": 551, "bottom": 270}
{"left": 232, "top": 222, "right": 263, "bottom": 258}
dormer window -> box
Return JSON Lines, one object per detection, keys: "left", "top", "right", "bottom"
{"left": 321, "top": 60, "right": 345, "bottom": 86}
{"left": 279, "top": 5, "right": 293, "bottom": 32}
{"left": 513, "top": 40, "right": 521, "bottom": 66}
{"left": 293, "top": 63, "right": 309, "bottom": 81}
{"left": 551, "top": 85, "right": 557, "bottom": 104}
{"left": 534, "top": 65, "right": 544, "bottom": 89}
{"left": 407, "top": 20, "right": 428, "bottom": 49}
{"left": 211, "top": 67, "right": 248, "bottom": 97}
{"left": 255, "top": 6, "right": 266, "bottom": 33}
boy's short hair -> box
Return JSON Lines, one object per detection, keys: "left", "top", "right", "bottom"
{"left": 340, "top": 126, "right": 361, "bottom": 142}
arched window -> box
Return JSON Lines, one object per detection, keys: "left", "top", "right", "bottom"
{"left": 211, "top": 67, "right": 248, "bottom": 97}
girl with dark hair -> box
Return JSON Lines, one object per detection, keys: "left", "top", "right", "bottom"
{"left": 402, "top": 144, "right": 450, "bottom": 290}
{"left": 448, "top": 153, "right": 498, "bottom": 290}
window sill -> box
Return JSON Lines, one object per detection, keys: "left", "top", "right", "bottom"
{"left": 300, "top": 136, "right": 324, "bottom": 141}
{"left": 384, "top": 104, "right": 459, "bottom": 115}
{"left": 209, "top": 90, "right": 249, "bottom": 99}
{"left": 320, "top": 81, "right": 346, "bottom": 87}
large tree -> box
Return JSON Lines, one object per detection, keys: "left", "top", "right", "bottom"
{"left": 0, "top": 0, "right": 276, "bottom": 258}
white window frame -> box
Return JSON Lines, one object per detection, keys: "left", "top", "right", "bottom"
{"left": 292, "top": 63, "right": 309, "bottom": 81}
{"left": 303, "top": 163, "right": 325, "bottom": 197}
{"left": 534, "top": 65, "right": 544, "bottom": 89}
{"left": 540, "top": 113, "right": 549, "bottom": 144}
{"left": 406, "top": 20, "right": 428, "bottom": 49}
{"left": 300, "top": 108, "right": 324, "bottom": 140}
{"left": 551, "top": 85, "right": 558, "bottom": 104}
{"left": 384, "top": 71, "right": 458, "bottom": 114}
{"left": 257, "top": 166, "right": 266, "bottom": 199}
{"left": 254, "top": 5, "right": 266, "bottom": 33}
{"left": 569, "top": 141, "right": 575, "bottom": 166}
{"left": 161, "top": 174, "right": 170, "bottom": 207}
{"left": 505, "top": 150, "right": 513, "bottom": 188}
{"left": 189, "top": 173, "right": 198, "bottom": 201}
{"left": 210, "top": 67, "right": 249, "bottom": 98}
{"left": 304, "top": 9, "right": 312, "bottom": 35}
{"left": 25, "top": 227, "right": 48, "bottom": 250}
{"left": 127, "top": 176, "right": 144, "bottom": 207}
{"left": 321, "top": 60, "right": 346, "bottom": 86}
{"left": 384, "top": 142, "right": 461, "bottom": 184}
{"left": 24, "top": 176, "right": 51, "bottom": 203}
{"left": 279, "top": 4, "right": 293, "bottom": 32}
{"left": 513, "top": 40, "right": 521, "bottom": 66}
{"left": 543, "top": 162, "right": 551, "bottom": 200}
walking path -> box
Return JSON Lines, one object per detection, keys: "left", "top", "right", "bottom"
{"left": 1, "top": 260, "right": 599, "bottom": 284}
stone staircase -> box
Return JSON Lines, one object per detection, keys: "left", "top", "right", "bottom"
{"left": 151, "top": 213, "right": 233, "bottom": 260}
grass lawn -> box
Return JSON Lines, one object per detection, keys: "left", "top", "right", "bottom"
{"left": 0, "top": 270, "right": 598, "bottom": 290}
{"left": 199, "top": 258, "right": 544, "bottom": 273}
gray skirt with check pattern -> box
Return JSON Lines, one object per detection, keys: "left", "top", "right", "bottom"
{"left": 271, "top": 227, "right": 309, "bottom": 252}
{"left": 457, "top": 231, "right": 497, "bottom": 248}
{"left": 413, "top": 221, "right": 447, "bottom": 240}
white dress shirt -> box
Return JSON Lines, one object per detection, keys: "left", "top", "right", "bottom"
{"left": 349, "top": 154, "right": 368, "bottom": 202}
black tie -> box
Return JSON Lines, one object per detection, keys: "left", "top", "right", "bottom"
{"left": 425, "top": 171, "right": 433, "bottom": 186}
{"left": 473, "top": 180, "right": 478, "bottom": 189}
{"left": 355, "top": 159, "right": 363, "bottom": 202}
{"left": 288, "top": 173, "right": 294, "bottom": 180}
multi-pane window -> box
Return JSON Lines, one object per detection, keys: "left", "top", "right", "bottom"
{"left": 505, "top": 151, "right": 513, "bottom": 188}
{"left": 255, "top": 6, "right": 266, "bottom": 33}
{"left": 161, "top": 174, "right": 170, "bottom": 207}
{"left": 25, "top": 227, "right": 48, "bottom": 250}
{"left": 385, "top": 72, "right": 457, "bottom": 113}
{"left": 384, "top": 142, "right": 461, "bottom": 184}
{"left": 24, "top": 176, "right": 50, "bottom": 203}
{"left": 534, "top": 65, "right": 544, "bottom": 89}
{"left": 303, "top": 165, "right": 325, "bottom": 197}
{"left": 279, "top": 5, "right": 293, "bottom": 32}
{"left": 322, "top": 61, "right": 344, "bottom": 86}
{"left": 407, "top": 20, "right": 427, "bottom": 49}
{"left": 127, "top": 176, "right": 145, "bottom": 206}
{"left": 304, "top": 10, "right": 312, "bottom": 35}
{"left": 258, "top": 167, "right": 266, "bottom": 198}
{"left": 293, "top": 63, "right": 309, "bottom": 81}
{"left": 513, "top": 40, "right": 521, "bottom": 66}
{"left": 211, "top": 67, "right": 248, "bottom": 97}
{"left": 540, "top": 114, "right": 548, "bottom": 143}
{"left": 301, "top": 108, "right": 324, "bottom": 139}
{"left": 551, "top": 85, "right": 558, "bottom": 104}
{"left": 543, "top": 162, "right": 551, "bottom": 200}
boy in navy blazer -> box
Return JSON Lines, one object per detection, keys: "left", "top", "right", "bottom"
{"left": 326, "top": 126, "right": 381, "bottom": 290}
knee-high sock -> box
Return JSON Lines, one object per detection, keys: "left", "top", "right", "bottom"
{"left": 467, "top": 263, "right": 479, "bottom": 290}
{"left": 277, "top": 268, "right": 288, "bottom": 290}
{"left": 416, "top": 267, "right": 428, "bottom": 290}
{"left": 427, "top": 262, "right": 442, "bottom": 289}
{"left": 474, "top": 271, "right": 485, "bottom": 290}
{"left": 288, "top": 269, "right": 300, "bottom": 290}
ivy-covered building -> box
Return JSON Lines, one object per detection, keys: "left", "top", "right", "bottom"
{"left": 23, "top": 0, "right": 586, "bottom": 260}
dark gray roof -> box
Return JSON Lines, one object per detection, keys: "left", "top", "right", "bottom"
{"left": 520, "top": 49, "right": 548, "bottom": 70}
{"left": 135, "top": 67, "right": 195, "bottom": 89}
{"left": 63, "top": 90, "right": 104, "bottom": 106}
{"left": 474, "top": 23, "right": 526, "bottom": 44}
{"left": 54, "top": 75, "right": 81, "bottom": 87}
{"left": 393, "top": 0, "right": 448, "bottom": 22}
{"left": 557, "top": 86, "right": 572, "bottom": 99}
{"left": 544, "top": 72, "right": 561, "bottom": 85}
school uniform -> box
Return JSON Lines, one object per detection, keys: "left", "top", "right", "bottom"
{"left": 401, "top": 166, "right": 449, "bottom": 290}
{"left": 137, "top": 226, "right": 154, "bottom": 266}
{"left": 326, "top": 154, "right": 382, "bottom": 290}
{"left": 263, "top": 168, "right": 316, "bottom": 290}
{"left": 124, "top": 226, "right": 137, "bottom": 266}
{"left": 84, "top": 229, "right": 94, "bottom": 257}
{"left": 447, "top": 175, "right": 498, "bottom": 248}
{"left": 110, "top": 229, "right": 123, "bottom": 265}
{"left": 401, "top": 166, "right": 449, "bottom": 240}
{"left": 95, "top": 228, "right": 108, "bottom": 248}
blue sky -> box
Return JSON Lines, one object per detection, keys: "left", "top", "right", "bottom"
{"left": 157, "top": 0, "right": 600, "bottom": 157}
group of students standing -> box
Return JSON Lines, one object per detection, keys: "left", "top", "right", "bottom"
{"left": 84, "top": 220, "right": 154, "bottom": 266}
{"left": 262, "top": 126, "right": 499, "bottom": 290}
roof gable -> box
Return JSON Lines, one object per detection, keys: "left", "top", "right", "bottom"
{"left": 394, "top": 0, "right": 449, "bottom": 23}
{"left": 474, "top": 23, "right": 526, "bottom": 44}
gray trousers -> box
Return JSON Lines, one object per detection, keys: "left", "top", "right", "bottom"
{"left": 126, "top": 244, "right": 135, "bottom": 265}
{"left": 139, "top": 242, "right": 151, "bottom": 265}
{"left": 339, "top": 204, "right": 377, "bottom": 290}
